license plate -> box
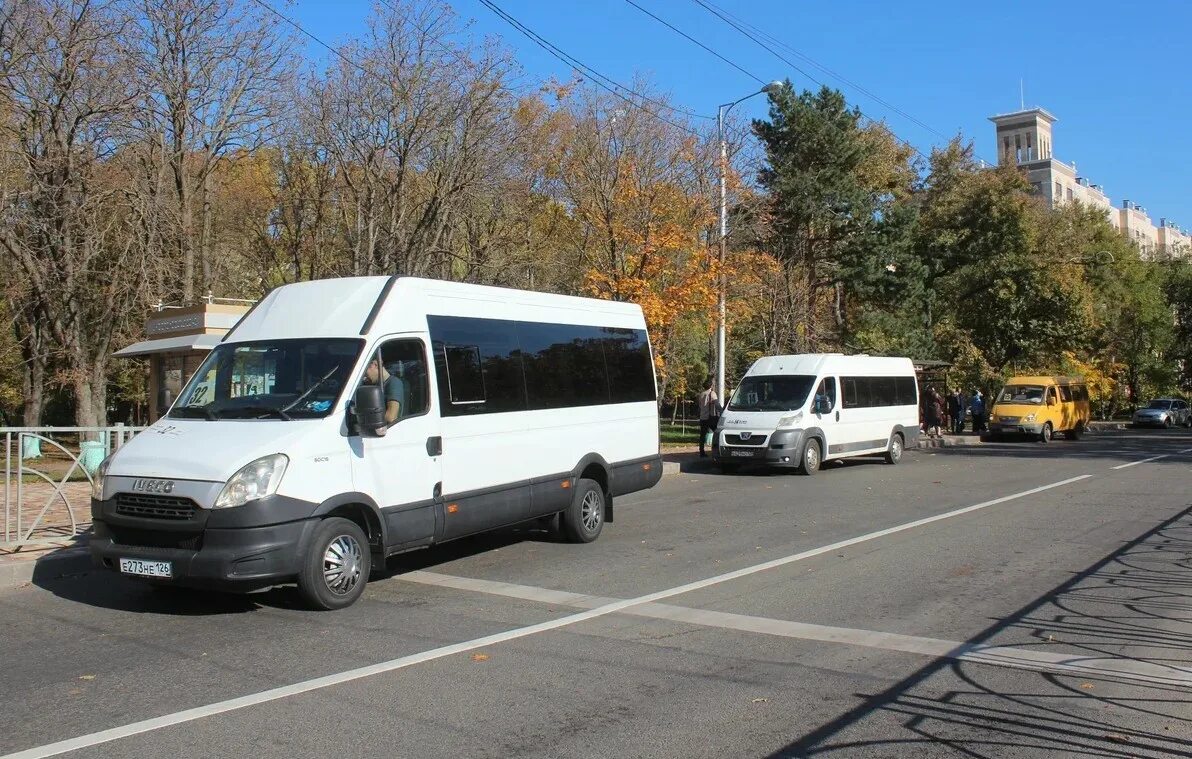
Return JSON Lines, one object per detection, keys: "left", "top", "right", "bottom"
{"left": 729, "top": 450, "right": 755, "bottom": 457}
{"left": 119, "top": 558, "right": 172, "bottom": 578}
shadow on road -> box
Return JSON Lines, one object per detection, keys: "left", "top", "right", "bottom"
{"left": 769, "top": 503, "right": 1192, "bottom": 758}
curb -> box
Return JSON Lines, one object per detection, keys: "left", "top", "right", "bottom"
{"left": 0, "top": 547, "right": 92, "bottom": 591}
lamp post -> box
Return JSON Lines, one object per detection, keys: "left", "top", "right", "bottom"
{"left": 716, "top": 80, "right": 785, "bottom": 404}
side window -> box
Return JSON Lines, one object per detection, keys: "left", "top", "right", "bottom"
{"left": 428, "top": 315, "right": 527, "bottom": 416}
{"left": 1059, "top": 385, "right": 1073, "bottom": 402}
{"left": 518, "top": 322, "right": 610, "bottom": 409}
{"left": 842, "top": 377, "right": 858, "bottom": 408}
{"left": 814, "top": 377, "right": 836, "bottom": 410}
{"left": 362, "top": 339, "right": 430, "bottom": 422}
{"left": 896, "top": 376, "right": 918, "bottom": 405}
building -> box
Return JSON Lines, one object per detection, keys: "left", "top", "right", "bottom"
{"left": 113, "top": 299, "right": 251, "bottom": 421}
{"left": 990, "top": 107, "right": 1188, "bottom": 259}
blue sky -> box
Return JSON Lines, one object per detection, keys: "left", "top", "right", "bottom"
{"left": 286, "top": 0, "right": 1192, "bottom": 227}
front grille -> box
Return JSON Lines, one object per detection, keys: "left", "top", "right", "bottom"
{"left": 106, "top": 526, "right": 202, "bottom": 551}
{"left": 115, "top": 493, "right": 197, "bottom": 521}
{"left": 725, "top": 433, "right": 768, "bottom": 447}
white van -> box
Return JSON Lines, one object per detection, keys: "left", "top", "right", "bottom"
{"left": 715, "top": 354, "right": 919, "bottom": 474}
{"left": 91, "top": 277, "right": 663, "bottom": 609}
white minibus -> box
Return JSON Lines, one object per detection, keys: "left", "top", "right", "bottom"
{"left": 91, "top": 277, "right": 663, "bottom": 609}
{"left": 715, "top": 354, "right": 919, "bottom": 474}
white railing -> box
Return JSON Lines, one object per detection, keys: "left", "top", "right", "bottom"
{"left": 2, "top": 425, "right": 145, "bottom": 549}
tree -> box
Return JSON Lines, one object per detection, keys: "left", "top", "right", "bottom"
{"left": 0, "top": 0, "right": 147, "bottom": 427}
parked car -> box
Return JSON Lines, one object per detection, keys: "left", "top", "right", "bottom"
{"left": 1132, "top": 398, "right": 1191, "bottom": 428}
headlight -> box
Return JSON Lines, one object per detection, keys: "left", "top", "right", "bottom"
{"left": 91, "top": 456, "right": 112, "bottom": 500}
{"left": 214, "top": 454, "right": 288, "bottom": 509}
{"left": 776, "top": 411, "right": 804, "bottom": 429}
{"left": 1023, "top": 413, "right": 1036, "bottom": 422}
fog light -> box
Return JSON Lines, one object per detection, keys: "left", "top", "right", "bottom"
{"left": 781, "top": 456, "right": 790, "bottom": 463}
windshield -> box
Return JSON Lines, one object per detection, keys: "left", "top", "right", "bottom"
{"left": 998, "top": 385, "right": 1046, "bottom": 405}
{"left": 169, "top": 339, "right": 364, "bottom": 420}
{"left": 1146, "top": 400, "right": 1173, "bottom": 409}
{"left": 728, "top": 375, "right": 817, "bottom": 412}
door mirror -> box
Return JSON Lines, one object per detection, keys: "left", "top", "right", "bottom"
{"left": 814, "top": 397, "right": 830, "bottom": 415}
{"left": 353, "top": 384, "right": 388, "bottom": 437}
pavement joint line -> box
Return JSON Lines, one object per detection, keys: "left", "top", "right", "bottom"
{"left": 400, "top": 571, "right": 1192, "bottom": 689}
{"left": 0, "top": 473, "right": 1094, "bottom": 759}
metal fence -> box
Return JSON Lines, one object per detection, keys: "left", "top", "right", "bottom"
{"left": 2, "top": 425, "right": 145, "bottom": 549}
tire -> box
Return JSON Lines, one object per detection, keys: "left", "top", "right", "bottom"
{"left": 883, "top": 432, "right": 904, "bottom": 465}
{"left": 297, "top": 517, "right": 371, "bottom": 611}
{"left": 1039, "top": 423, "right": 1052, "bottom": 444}
{"left": 1065, "top": 423, "right": 1084, "bottom": 441}
{"left": 797, "top": 438, "right": 821, "bottom": 476}
{"left": 561, "top": 478, "right": 604, "bottom": 543}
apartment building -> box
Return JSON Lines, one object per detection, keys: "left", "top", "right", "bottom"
{"left": 990, "top": 107, "right": 1189, "bottom": 259}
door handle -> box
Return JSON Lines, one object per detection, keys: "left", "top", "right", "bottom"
{"left": 835, "top": 410, "right": 840, "bottom": 422}
{"left": 426, "top": 436, "right": 442, "bottom": 456}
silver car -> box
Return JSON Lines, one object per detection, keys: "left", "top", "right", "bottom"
{"left": 1132, "top": 398, "right": 1191, "bottom": 428}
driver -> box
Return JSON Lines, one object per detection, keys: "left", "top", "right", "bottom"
{"left": 363, "top": 354, "right": 404, "bottom": 424}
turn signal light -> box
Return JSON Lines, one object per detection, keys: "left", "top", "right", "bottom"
{"left": 447, "top": 503, "right": 459, "bottom": 514}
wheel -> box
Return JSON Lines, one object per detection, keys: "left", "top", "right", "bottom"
{"left": 797, "top": 438, "right": 821, "bottom": 475}
{"left": 1065, "top": 423, "right": 1083, "bottom": 441}
{"left": 718, "top": 461, "right": 739, "bottom": 474}
{"left": 1039, "top": 423, "right": 1052, "bottom": 444}
{"left": 883, "top": 432, "right": 904, "bottom": 465}
{"left": 561, "top": 478, "right": 604, "bottom": 543}
{"left": 297, "top": 517, "right": 371, "bottom": 611}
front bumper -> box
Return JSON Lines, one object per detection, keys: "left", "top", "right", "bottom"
{"left": 715, "top": 429, "right": 806, "bottom": 468}
{"left": 989, "top": 421, "right": 1045, "bottom": 436}
{"left": 90, "top": 493, "right": 320, "bottom": 591}
{"left": 1132, "top": 416, "right": 1167, "bottom": 427}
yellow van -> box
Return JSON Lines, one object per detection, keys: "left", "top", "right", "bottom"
{"left": 989, "top": 376, "right": 1090, "bottom": 443}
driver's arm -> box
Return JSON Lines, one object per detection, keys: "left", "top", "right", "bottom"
{"left": 384, "top": 399, "right": 400, "bottom": 425}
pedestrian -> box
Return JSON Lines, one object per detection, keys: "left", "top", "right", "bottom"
{"left": 951, "top": 388, "right": 968, "bottom": 434}
{"left": 925, "top": 386, "right": 942, "bottom": 437}
{"left": 946, "top": 388, "right": 962, "bottom": 435}
{"left": 696, "top": 376, "right": 719, "bottom": 457}
{"left": 970, "top": 389, "right": 986, "bottom": 433}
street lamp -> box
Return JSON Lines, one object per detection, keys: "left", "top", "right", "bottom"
{"left": 716, "top": 80, "right": 785, "bottom": 404}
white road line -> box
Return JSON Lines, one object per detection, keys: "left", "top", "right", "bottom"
{"left": 1110, "top": 447, "right": 1192, "bottom": 470}
{"left": 1, "top": 474, "right": 1092, "bottom": 759}
{"left": 403, "top": 571, "right": 1192, "bottom": 689}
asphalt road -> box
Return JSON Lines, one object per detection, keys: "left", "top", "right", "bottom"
{"left": 2, "top": 429, "right": 1192, "bottom": 758}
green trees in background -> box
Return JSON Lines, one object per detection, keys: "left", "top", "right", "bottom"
{"left": 1, "top": 0, "right": 1187, "bottom": 426}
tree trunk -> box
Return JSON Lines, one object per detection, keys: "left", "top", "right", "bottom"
{"left": 200, "top": 169, "right": 214, "bottom": 295}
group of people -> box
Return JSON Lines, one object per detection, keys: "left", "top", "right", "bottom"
{"left": 922, "top": 386, "right": 987, "bottom": 438}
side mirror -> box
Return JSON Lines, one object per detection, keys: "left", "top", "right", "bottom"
{"left": 814, "top": 398, "right": 830, "bottom": 415}
{"left": 353, "top": 385, "right": 388, "bottom": 437}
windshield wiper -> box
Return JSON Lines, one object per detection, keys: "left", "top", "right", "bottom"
{"left": 173, "top": 405, "right": 219, "bottom": 421}
{"left": 277, "top": 365, "right": 342, "bottom": 417}
{"left": 249, "top": 405, "right": 292, "bottom": 421}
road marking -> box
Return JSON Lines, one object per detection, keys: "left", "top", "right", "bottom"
{"left": 1111, "top": 447, "right": 1192, "bottom": 470}
{"left": 1, "top": 474, "right": 1092, "bottom": 759}
{"left": 403, "top": 571, "right": 1192, "bottom": 689}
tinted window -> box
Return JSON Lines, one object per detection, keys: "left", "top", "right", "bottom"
{"left": 427, "top": 315, "right": 654, "bottom": 416}
{"left": 896, "top": 377, "right": 918, "bottom": 405}
{"left": 519, "top": 323, "right": 609, "bottom": 409}
{"left": 842, "top": 375, "right": 916, "bottom": 408}
{"left": 428, "top": 316, "right": 525, "bottom": 416}
{"left": 603, "top": 327, "right": 656, "bottom": 403}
